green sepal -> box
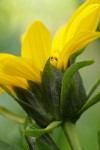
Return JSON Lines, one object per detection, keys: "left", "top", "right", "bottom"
{"left": 24, "top": 117, "right": 62, "bottom": 137}
{"left": 22, "top": 117, "right": 61, "bottom": 150}
{"left": 77, "top": 92, "right": 100, "bottom": 116}
{"left": 70, "top": 49, "right": 84, "bottom": 65}
{"left": 25, "top": 136, "right": 36, "bottom": 150}
{"left": 87, "top": 77, "right": 100, "bottom": 99}
{"left": 26, "top": 134, "right": 60, "bottom": 150}
{"left": 20, "top": 124, "right": 30, "bottom": 150}
{"left": 35, "top": 134, "right": 60, "bottom": 150}
{"left": 61, "top": 60, "right": 94, "bottom": 121}
{"left": 27, "top": 81, "right": 45, "bottom": 108}
{"left": 0, "top": 85, "right": 35, "bottom": 111}
{"left": 42, "top": 59, "right": 63, "bottom": 120}
{"left": 36, "top": 138, "right": 51, "bottom": 150}
{"left": 13, "top": 86, "right": 54, "bottom": 127}
{"left": 1, "top": 85, "right": 53, "bottom": 127}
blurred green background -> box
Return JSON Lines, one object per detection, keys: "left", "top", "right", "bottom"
{"left": 0, "top": 0, "right": 100, "bottom": 149}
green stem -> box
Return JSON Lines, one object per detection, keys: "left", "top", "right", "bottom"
{"left": 62, "top": 121, "right": 82, "bottom": 150}
{"left": 0, "top": 107, "right": 25, "bottom": 123}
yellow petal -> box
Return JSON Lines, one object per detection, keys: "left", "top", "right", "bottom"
{"left": 0, "top": 87, "right": 12, "bottom": 94}
{"left": 0, "top": 85, "right": 17, "bottom": 95}
{"left": 0, "top": 53, "right": 28, "bottom": 88}
{"left": 0, "top": 87, "right": 4, "bottom": 93}
{"left": 65, "top": 0, "right": 100, "bottom": 35}
{"left": 52, "top": 25, "right": 66, "bottom": 54}
{"left": 57, "top": 31, "right": 100, "bottom": 70}
{"left": 2, "top": 56, "right": 41, "bottom": 83}
{"left": 52, "top": 2, "right": 100, "bottom": 55}
{"left": 88, "top": 0, "right": 100, "bottom": 4}
{"left": 63, "top": 4, "right": 100, "bottom": 45}
{"left": 21, "top": 21, "right": 52, "bottom": 71}
{"left": 0, "top": 71, "right": 28, "bottom": 88}
{"left": 0, "top": 53, "right": 15, "bottom": 64}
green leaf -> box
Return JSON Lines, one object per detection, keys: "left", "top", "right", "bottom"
{"left": 36, "top": 138, "right": 51, "bottom": 150}
{"left": 24, "top": 117, "right": 62, "bottom": 137}
{"left": 23, "top": 118, "right": 60, "bottom": 150}
{"left": 20, "top": 125, "right": 30, "bottom": 150}
{"left": 26, "top": 134, "right": 60, "bottom": 150}
{"left": 35, "top": 134, "right": 60, "bottom": 150}
{"left": 13, "top": 86, "right": 54, "bottom": 128}
{"left": 25, "top": 136, "right": 36, "bottom": 150}
{"left": 87, "top": 77, "right": 100, "bottom": 99}
{"left": 61, "top": 60, "right": 94, "bottom": 120}
{"left": 70, "top": 49, "right": 84, "bottom": 65}
{"left": 0, "top": 85, "right": 35, "bottom": 111}
{"left": 42, "top": 59, "right": 63, "bottom": 120}
{"left": 1, "top": 85, "right": 53, "bottom": 127}
{"left": 77, "top": 92, "right": 100, "bottom": 115}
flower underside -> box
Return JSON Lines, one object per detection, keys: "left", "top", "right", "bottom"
{"left": 0, "top": 0, "right": 100, "bottom": 127}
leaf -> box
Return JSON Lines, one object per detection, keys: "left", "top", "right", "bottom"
{"left": 61, "top": 60, "right": 94, "bottom": 120}
{"left": 35, "top": 138, "right": 51, "bottom": 150}
{"left": 42, "top": 59, "right": 63, "bottom": 120}
{"left": 27, "top": 81, "right": 45, "bottom": 107}
{"left": 87, "top": 77, "right": 100, "bottom": 99}
{"left": 26, "top": 134, "right": 60, "bottom": 150}
{"left": 1, "top": 85, "right": 53, "bottom": 127}
{"left": 24, "top": 117, "right": 62, "bottom": 137}
{"left": 77, "top": 92, "right": 100, "bottom": 115}
{"left": 13, "top": 86, "right": 54, "bottom": 127}
{"left": 35, "top": 134, "right": 60, "bottom": 150}
{"left": 0, "top": 85, "right": 35, "bottom": 111}
{"left": 20, "top": 124, "right": 30, "bottom": 150}
{"left": 70, "top": 49, "right": 84, "bottom": 65}
{"left": 22, "top": 118, "right": 60, "bottom": 150}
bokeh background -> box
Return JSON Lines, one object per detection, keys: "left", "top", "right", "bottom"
{"left": 0, "top": 0, "right": 100, "bottom": 149}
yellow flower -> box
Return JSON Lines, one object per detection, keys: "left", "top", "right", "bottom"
{"left": 0, "top": 0, "right": 100, "bottom": 92}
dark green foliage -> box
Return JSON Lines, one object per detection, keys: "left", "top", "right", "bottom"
{"left": 42, "top": 59, "right": 63, "bottom": 120}
{"left": 24, "top": 117, "right": 62, "bottom": 137}
{"left": 62, "top": 72, "right": 87, "bottom": 121}
{"left": 61, "top": 60, "right": 94, "bottom": 121}
{"left": 23, "top": 117, "right": 60, "bottom": 150}
{"left": 26, "top": 134, "right": 60, "bottom": 150}
{"left": 77, "top": 92, "right": 100, "bottom": 117}
{"left": 13, "top": 87, "right": 54, "bottom": 127}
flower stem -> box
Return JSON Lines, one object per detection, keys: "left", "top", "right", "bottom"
{"left": 0, "top": 106, "right": 25, "bottom": 123}
{"left": 62, "top": 121, "right": 82, "bottom": 150}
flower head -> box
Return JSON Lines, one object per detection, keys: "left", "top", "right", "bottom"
{"left": 0, "top": 0, "right": 100, "bottom": 127}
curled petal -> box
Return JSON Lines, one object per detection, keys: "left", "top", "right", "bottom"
{"left": 57, "top": 31, "right": 100, "bottom": 70}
